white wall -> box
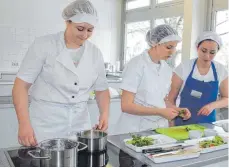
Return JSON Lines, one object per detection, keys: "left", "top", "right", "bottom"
{"left": 181, "top": 0, "right": 207, "bottom": 60}
{"left": 90, "top": 0, "right": 123, "bottom": 65}
{"left": 0, "top": 0, "right": 122, "bottom": 70}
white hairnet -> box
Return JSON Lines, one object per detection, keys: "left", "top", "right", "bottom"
{"left": 195, "top": 31, "right": 222, "bottom": 49}
{"left": 146, "top": 24, "right": 181, "bottom": 47}
{"left": 62, "top": 0, "right": 98, "bottom": 26}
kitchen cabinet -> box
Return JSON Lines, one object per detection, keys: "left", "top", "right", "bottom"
{"left": 0, "top": 98, "right": 122, "bottom": 148}
{"left": 108, "top": 81, "right": 121, "bottom": 90}
{"left": 88, "top": 98, "right": 122, "bottom": 135}
{"left": 0, "top": 107, "right": 19, "bottom": 148}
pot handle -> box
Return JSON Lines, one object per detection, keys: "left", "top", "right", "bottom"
{"left": 78, "top": 142, "right": 88, "bottom": 151}
{"left": 27, "top": 150, "right": 50, "bottom": 159}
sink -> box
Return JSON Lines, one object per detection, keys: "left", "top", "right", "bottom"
{"left": 106, "top": 74, "right": 122, "bottom": 82}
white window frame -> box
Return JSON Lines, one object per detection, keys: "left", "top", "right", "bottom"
{"left": 125, "top": 0, "right": 151, "bottom": 12}
{"left": 121, "top": 0, "right": 184, "bottom": 69}
{"left": 155, "top": 0, "right": 183, "bottom": 8}
{"left": 124, "top": 20, "right": 152, "bottom": 65}
{"left": 211, "top": 0, "right": 228, "bottom": 31}
{"left": 209, "top": 0, "right": 228, "bottom": 67}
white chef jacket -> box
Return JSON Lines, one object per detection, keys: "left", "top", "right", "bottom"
{"left": 17, "top": 31, "right": 108, "bottom": 141}
{"left": 114, "top": 50, "right": 172, "bottom": 135}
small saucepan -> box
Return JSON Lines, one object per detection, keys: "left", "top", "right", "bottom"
{"left": 74, "top": 130, "right": 108, "bottom": 152}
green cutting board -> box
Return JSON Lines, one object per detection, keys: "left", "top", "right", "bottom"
{"left": 155, "top": 124, "right": 206, "bottom": 140}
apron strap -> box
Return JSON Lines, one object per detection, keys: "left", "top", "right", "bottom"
{"left": 188, "top": 59, "right": 198, "bottom": 78}
{"left": 189, "top": 59, "right": 218, "bottom": 82}
{"left": 211, "top": 62, "right": 218, "bottom": 81}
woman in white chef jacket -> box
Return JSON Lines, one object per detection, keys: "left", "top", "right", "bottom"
{"left": 167, "top": 32, "right": 228, "bottom": 126}
{"left": 12, "top": 0, "right": 110, "bottom": 146}
{"left": 114, "top": 25, "right": 191, "bottom": 135}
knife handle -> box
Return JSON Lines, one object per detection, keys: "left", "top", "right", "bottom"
{"left": 142, "top": 148, "right": 162, "bottom": 153}
{"left": 143, "top": 149, "right": 174, "bottom": 154}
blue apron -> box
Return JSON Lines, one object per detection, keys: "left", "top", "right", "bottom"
{"left": 175, "top": 59, "right": 219, "bottom": 126}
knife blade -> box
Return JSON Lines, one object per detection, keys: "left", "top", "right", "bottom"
{"left": 142, "top": 144, "right": 194, "bottom": 154}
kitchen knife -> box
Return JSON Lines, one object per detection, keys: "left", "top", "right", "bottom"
{"left": 142, "top": 145, "right": 194, "bottom": 154}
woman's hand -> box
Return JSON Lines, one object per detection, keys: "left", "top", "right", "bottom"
{"left": 178, "top": 108, "right": 191, "bottom": 120}
{"left": 197, "top": 104, "right": 214, "bottom": 116}
{"left": 159, "top": 108, "right": 179, "bottom": 121}
{"left": 18, "top": 122, "right": 37, "bottom": 146}
{"left": 95, "top": 113, "right": 109, "bottom": 131}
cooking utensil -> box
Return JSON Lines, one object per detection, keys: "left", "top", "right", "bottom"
{"left": 142, "top": 144, "right": 194, "bottom": 154}
{"left": 76, "top": 129, "right": 107, "bottom": 152}
{"left": 27, "top": 138, "right": 87, "bottom": 167}
{"left": 78, "top": 147, "right": 109, "bottom": 167}
{"left": 152, "top": 150, "right": 182, "bottom": 157}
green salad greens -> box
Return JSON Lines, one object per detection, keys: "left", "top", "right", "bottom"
{"left": 126, "top": 134, "right": 154, "bottom": 147}
{"left": 199, "top": 136, "right": 226, "bottom": 148}
{"left": 178, "top": 109, "right": 186, "bottom": 118}
{"left": 185, "top": 125, "right": 192, "bottom": 131}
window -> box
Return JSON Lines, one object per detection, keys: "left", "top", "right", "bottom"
{"left": 155, "top": 16, "right": 184, "bottom": 68}
{"left": 156, "top": 0, "right": 174, "bottom": 4}
{"left": 126, "top": 0, "right": 150, "bottom": 11}
{"left": 122, "top": 0, "right": 184, "bottom": 68}
{"left": 125, "top": 21, "right": 150, "bottom": 63}
{"left": 214, "top": 10, "right": 229, "bottom": 67}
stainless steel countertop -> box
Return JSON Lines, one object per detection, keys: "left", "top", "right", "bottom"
{"left": 0, "top": 123, "right": 228, "bottom": 167}
{"left": 107, "top": 123, "right": 229, "bottom": 167}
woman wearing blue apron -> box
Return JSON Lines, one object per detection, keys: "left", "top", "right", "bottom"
{"left": 166, "top": 31, "right": 228, "bottom": 126}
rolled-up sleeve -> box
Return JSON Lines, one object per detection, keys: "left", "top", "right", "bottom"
{"left": 174, "top": 63, "right": 183, "bottom": 80}
{"left": 17, "top": 38, "right": 46, "bottom": 84}
{"left": 93, "top": 49, "right": 109, "bottom": 91}
{"left": 218, "top": 63, "right": 228, "bottom": 84}
{"left": 120, "top": 57, "right": 143, "bottom": 93}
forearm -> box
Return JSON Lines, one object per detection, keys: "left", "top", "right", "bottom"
{"left": 164, "top": 99, "right": 176, "bottom": 126}
{"left": 166, "top": 73, "right": 183, "bottom": 111}
{"left": 95, "top": 90, "right": 110, "bottom": 116}
{"left": 121, "top": 100, "right": 163, "bottom": 116}
{"left": 12, "top": 80, "right": 31, "bottom": 125}
{"left": 165, "top": 95, "right": 180, "bottom": 111}
{"left": 210, "top": 97, "right": 228, "bottom": 109}
{"left": 165, "top": 99, "right": 177, "bottom": 109}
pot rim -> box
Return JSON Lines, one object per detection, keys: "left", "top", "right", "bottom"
{"left": 76, "top": 130, "right": 108, "bottom": 139}
{"left": 38, "top": 138, "right": 79, "bottom": 151}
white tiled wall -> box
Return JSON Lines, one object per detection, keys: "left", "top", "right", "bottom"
{"left": 0, "top": 0, "right": 122, "bottom": 70}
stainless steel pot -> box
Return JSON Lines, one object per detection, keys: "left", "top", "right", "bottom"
{"left": 78, "top": 148, "right": 109, "bottom": 167}
{"left": 27, "top": 138, "right": 87, "bottom": 167}
{"left": 76, "top": 130, "right": 107, "bottom": 152}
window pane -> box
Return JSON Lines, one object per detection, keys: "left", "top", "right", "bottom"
{"left": 126, "top": 0, "right": 150, "bottom": 10}
{"left": 155, "top": 16, "right": 184, "bottom": 68}
{"left": 215, "top": 10, "right": 229, "bottom": 68}
{"left": 156, "top": 0, "right": 174, "bottom": 4}
{"left": 125, "top": 21, "right": 150, "bottom": 63}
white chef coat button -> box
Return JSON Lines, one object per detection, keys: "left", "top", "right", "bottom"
{"left": 72, "top": 96, "right": 75, "bottom": 98}
{"left": 74, "top": 82, "right": 77, "bottom": 85}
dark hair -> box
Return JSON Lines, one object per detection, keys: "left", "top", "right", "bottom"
{"left": 197, "top": 39, "right": 220, "bottom": 50}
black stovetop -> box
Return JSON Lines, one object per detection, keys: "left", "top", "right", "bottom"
{"left": 5, "top": 143, "right": 147, "bottom": 167}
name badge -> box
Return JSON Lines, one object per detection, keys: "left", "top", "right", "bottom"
{"left": 190, "top": 90, "right": 202, "bottom": 98}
